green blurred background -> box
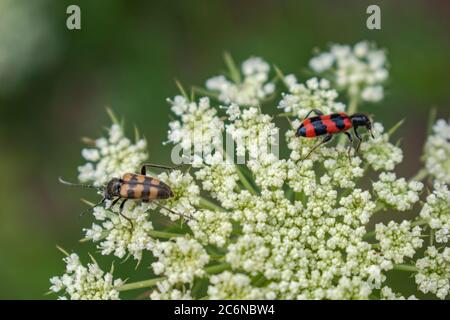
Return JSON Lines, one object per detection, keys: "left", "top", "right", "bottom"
{"left": 0, "top": 0, "right": 448, "bottom": 299}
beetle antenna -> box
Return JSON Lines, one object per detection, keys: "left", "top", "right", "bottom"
{"left": 58, "top": 177, "right": 104, "bottom": 191}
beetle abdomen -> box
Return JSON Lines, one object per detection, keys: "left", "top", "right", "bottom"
{"left": 297, "top": 113, "right": 352, "bottom": 137}
{"left": 119, "top": 173, "right": 174, "bottom": 201}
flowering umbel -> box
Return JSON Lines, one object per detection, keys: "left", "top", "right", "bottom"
{"left": 52, "top": 43, "right": 450, "bottom": 300}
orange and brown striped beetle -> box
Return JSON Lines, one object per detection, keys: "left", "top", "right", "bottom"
{"left": 59, "top": 163, "right": 192, "bottom": 228}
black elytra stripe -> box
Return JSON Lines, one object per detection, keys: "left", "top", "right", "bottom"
{"left": 309, "top": 116, "right": 322, "bottom": 122}
{"left": 128, "top": 174, "right": 142, "bottom": 183}
{"left": 127, "top": 187, "right": 135, "bottom": 198}
{"left": 331, "top": 116, "right": 346, "bottom": 130}
{"left": 313, "top": 119, "right": 328, "bottom": 136}
{"left": 142, "top": 183, "right": 150, "bottom": 201}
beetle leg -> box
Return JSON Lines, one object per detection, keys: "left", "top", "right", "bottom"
{"left": 118, "top": 199, "right": 133, "bottom": 230}
{"left": 110, "top": 197, "right": 121, "bottom": 208}
{"left": 303, "top": 108, "right": 324, "bottom": 120}
{"left": 80, "top": 197, "right": 105, "bottom": 216}
{"left": 140, "top": 163, "right": 182, "bottom": 175}
{"left": 152, "top": 201, "right": 196, "bottom": 221}
{"left": 344, "top": 132, "right": 353, "bottom": 162}
{"left": 302, "top": 134, "right": 333, "bottom": 160}
{"left": 354, "top": 127, "right": 362, "bottom": 153}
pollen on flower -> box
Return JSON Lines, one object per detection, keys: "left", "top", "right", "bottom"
{"left": 49, "top": 253, "right": 123, "bottom": 300}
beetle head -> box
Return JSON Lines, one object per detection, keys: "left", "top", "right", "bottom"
{"left": 105, "top": 178, "right": 122, "bottom": 199}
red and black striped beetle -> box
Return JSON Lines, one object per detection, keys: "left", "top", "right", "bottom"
{"left": 59, "top": 163, "right": 192, "bottom": 228}
{"left": 296, "top": 109, "right": 374, "bottom": 160}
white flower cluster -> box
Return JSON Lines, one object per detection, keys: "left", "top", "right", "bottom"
{"left": 227, "top": 107, "right": 279, "bottom": 160}
{"left": 360, "top": 122, "right": 403, "bottom": 171}
{"left": 375, "top": 221, "right": 423, "bottom": 264}
{"left": 278, "top": 76, "right": 345, "bottom": 119}
{"left": 206, "top": 57, "right": 275, "bottom": 106}
{"left": 50, "top": 254, "right": 123, "bottom": 300}
{"left": 157, "top": 170, "right": 200, "bottom": 221}
{"left": 54, "top": 44, "right": 449, "bottom": 301}
{"left": 337, "top": 189, "right": 376, "bottom": 227}
{"left": 320, "top": 145, "right": 364, "bottom": 188}
{"left": 188, "top": 209, "right": 232, "bottom": 247}
{"left": 84, "top": 202, "right": 155, "bottom": 261}
{"left": 380, "top": 287, "right": 417, "bottom": 300}
{"left": 309, "top": 41, "right": 388, "bottom": 102}
{"left": 225, "top": 188, "right": 391, "bottom": 299}
{"left": 167, "top": 96, "right": 224, "bottom": 154}
{"left": 248, "top": 154, "right": 287, "bottom": 190}
{"left": 373, "top": 173, "right": 423, "bottom": 211}
{"left": 194, "top": 152, "right": 240, "bottom": 209}
{"left": 424, "top": 119, "right": 450, "bottom": 183}
{"left": 151, "top": 237, "right": 210, "bottom": 285}
{"left": 415, "top": 246, "right": 450, "bottom": 299}
{"left": 207, "top": 271, "right": 265, "bottom": 299}
{"left": 78, "top": 124, "right": 148, "bottom": 186}
{"left": 286, "top": 158, "right": 316, "bottom": 196}
{"left": 150, "top": 280, "right": 192, "bottom": 300}
{"left": 420, "top": 183, "right": 450, "bottom": 244}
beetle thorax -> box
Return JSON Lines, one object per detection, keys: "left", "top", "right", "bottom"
{"left": 105, "top": 178, "right": 122, "bottom": 199}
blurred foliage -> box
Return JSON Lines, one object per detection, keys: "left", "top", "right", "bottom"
{"left": 0, "top": 0, "right": 448, "bottom": 299}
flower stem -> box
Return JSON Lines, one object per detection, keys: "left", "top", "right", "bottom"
{"left": 117, "top": 263, "right": 230, "bottom": 292}
{"left": 347, "top": 93, "right": 359, "bottom": 115}
{"left": 147, "top": 230, "right": 183, "bottom": 239}
{"left": 410, "top": 168, "right": 428, "bottom": 182}
{"left": 393, "top": 264, "right": 418, "bottom": 272}
{"left": 204, "top": 263, "right": 231, "bottom": 274}
{"left": 199, "top": 197, "right": 225, "bottom": 212}
{"left": 411, "top": 219, "right": 428, "bottom": 227}
{"left": 117, "top": 277, "right": 164, "bottom": 292}
{"left": 235, "top": 165, "right": 258, "bottom": 196}
{"left": 224, "top": 52, "right": 241, "bottom": 84}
